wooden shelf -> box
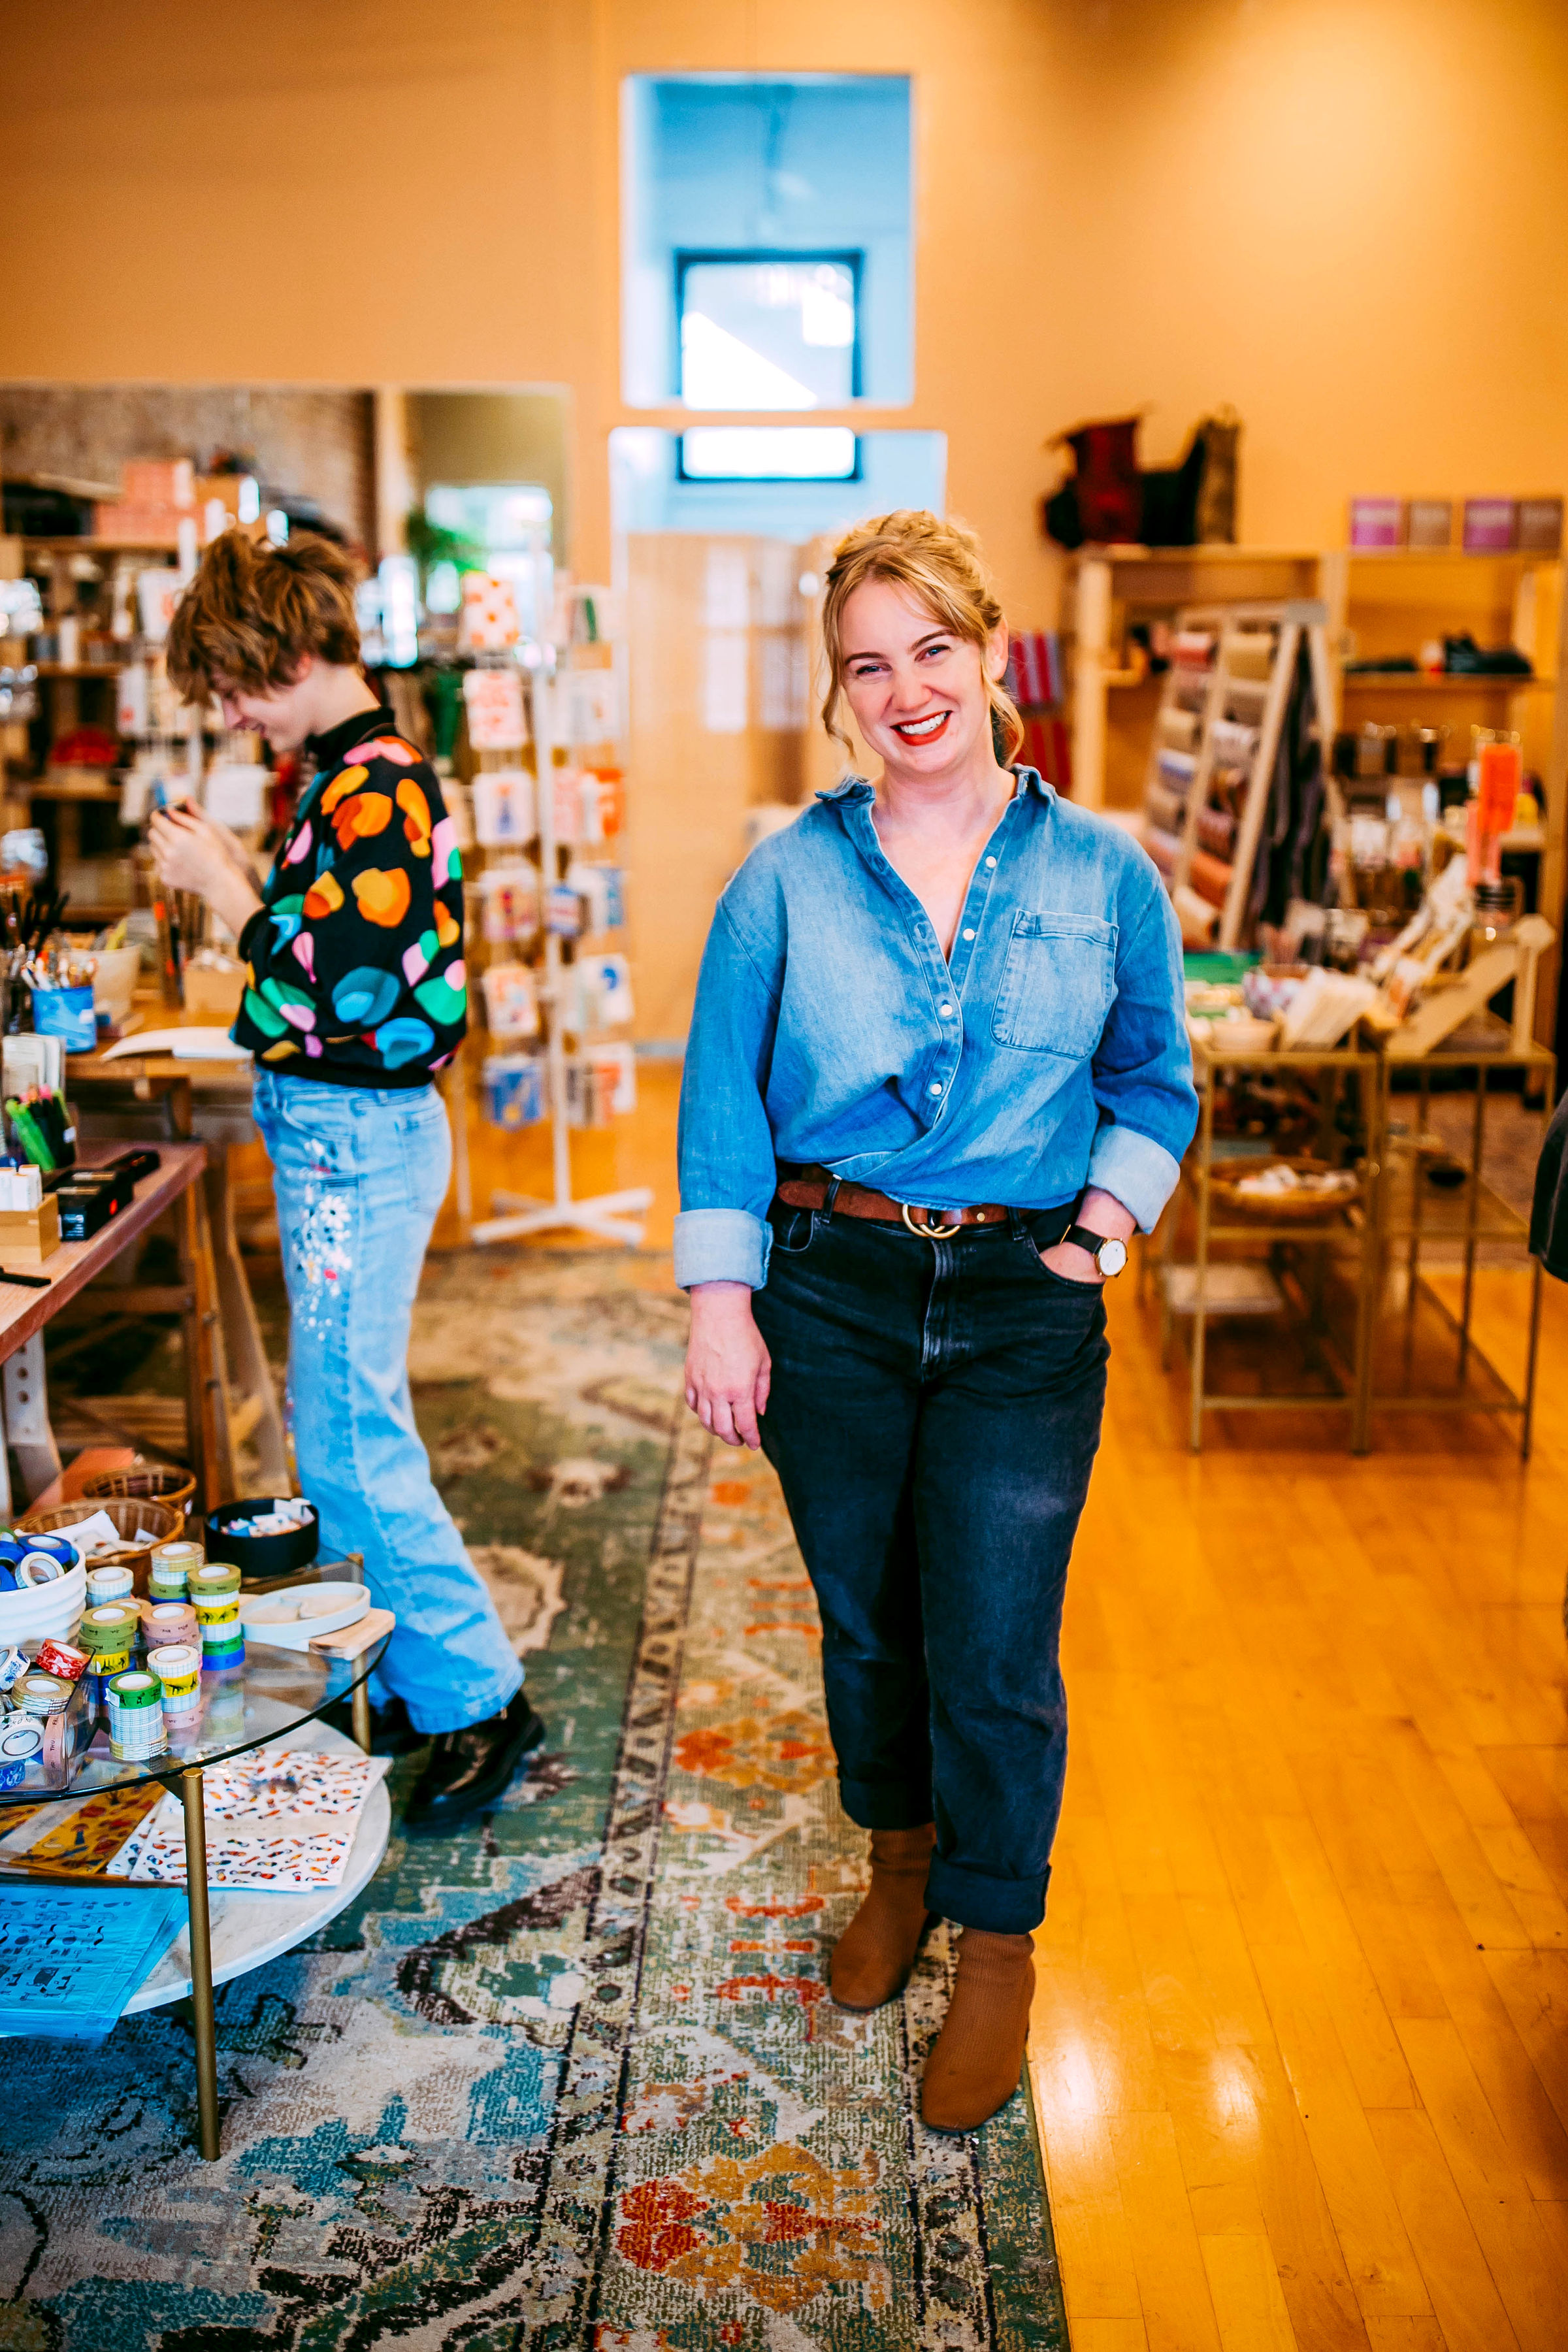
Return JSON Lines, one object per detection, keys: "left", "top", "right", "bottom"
{"left": 22, "top": 537, "right": 180, "bottom": 557}
{"left": 33, "top": 662, "right": 126, "bottom": 679}
{"left": 1341, "top": 546, "right": 1563, "bottom": 564}
{"left": 1341, "top": 670, "right": 1551, "bottom": 691}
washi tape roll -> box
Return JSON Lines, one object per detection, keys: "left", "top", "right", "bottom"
{"left": 84, "top": 1563, "right": 134, "bottom": 1603}
{"left": 0, "top": 1759, "right": 26, "bottom": 1789}
{"left": 193, "top": 1595, "right": 240, "bottom": 1628}
{"left": 81, "top": 1603, "right": 136, "bottom": 1649}
{"left": 0, "top": 1565, "right": 17, "bottom": 1595}
{"left": 18, "top": 1673, "right": 69, "bottom": 1716}
{"left": 35, "top": 1638, "right": 88, "bottom": 1683}
{"left": 106, "top": 1669, "right": 161, "bottom": 1708}
{"left": 142, "top": 1601, "right": 199, "bottom": 1649}
{"left": 192, "top": 1563, "right": 242, "bottom": 1599}
{"left": 18, "top": 1553, "right": 63, "bottom": 1587}
{"left": 29, "top": 1535, "right": 78, "bottom": 1563}
{"left": 0, "top": 1536, "right": 22, "bottom": 1564}
{"left": 0, "top": 1718, "right": 43, "bottom": 1763}
{"left": 84, "top": 1649, "right": 132, "bottom": 1684}
{"left": 0, "top": 1647, "right": 27, "bottom": 1693}
{"left": 148, "top": 1642, "right": 200, "bottom": 1696}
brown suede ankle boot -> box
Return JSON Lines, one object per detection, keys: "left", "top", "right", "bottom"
{"left": 830, "top": 1823, "right": 938, "bottom": 2012}
{"left": 920, "top": 1928, "right": 1036, "bottom": 2132}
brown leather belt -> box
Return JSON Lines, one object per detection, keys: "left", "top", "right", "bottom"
{"left": 775, "top": 1164, "right": 1011, "bottom": 1239}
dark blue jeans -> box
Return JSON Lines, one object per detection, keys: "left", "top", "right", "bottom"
{"left": 751, "top": 1200, "right": 1109, "bottom": 1935}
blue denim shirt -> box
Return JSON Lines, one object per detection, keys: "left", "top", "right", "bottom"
{"left": 674, "top": 769, "right": 1198, "bottom": 1289}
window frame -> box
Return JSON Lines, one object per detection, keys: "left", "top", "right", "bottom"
{"left": 674, "top": 428, "right": 864, "bottom": 487}
{"left": 674, "top": 246, "right": 866, "bottom": 410}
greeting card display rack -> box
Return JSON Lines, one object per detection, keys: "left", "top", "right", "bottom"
{"left": 468, "top": 604, "right": 651, "bottom": 1250}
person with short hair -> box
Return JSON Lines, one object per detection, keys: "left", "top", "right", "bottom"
{"left": 152, "top": 531, "right": 544, "bottom": 1824}
{"left": 678, "top": 510, "right": 1197, "bottom": 2130}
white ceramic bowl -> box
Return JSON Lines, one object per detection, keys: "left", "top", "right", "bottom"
{"left": 0, "top": 1561, "right": 88, "bottom": 1648}
{"left": 237, "top": 1581, "right": 368, "bottom": 1652}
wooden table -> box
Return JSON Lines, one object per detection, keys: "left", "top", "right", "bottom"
{"left": 0, "top": 1139, "right": 228, "bottom": 1512}
{"left": 68, "top": 1030, "right": 287, "bottom": 1490}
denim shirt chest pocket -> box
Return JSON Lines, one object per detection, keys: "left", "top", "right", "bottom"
{"left": 991, "top": 909, "right": 1117, "bottom": 1056}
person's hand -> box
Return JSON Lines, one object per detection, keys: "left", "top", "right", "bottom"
{"left": 685, "top": 1281, "right": 772, "bottom": 1448}
{"left": 148, "top": 804, "right": 263, "bottom": 938}
{"left": 1037, "top": 1184, "right": 1136, "bottom": 1284}
{"left": 148, "top": 804, "right": 237, "bottom": 898}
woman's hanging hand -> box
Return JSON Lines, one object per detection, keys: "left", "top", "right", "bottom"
{"left": 685, "top": 1281, "right": 772, "bottom": 1449}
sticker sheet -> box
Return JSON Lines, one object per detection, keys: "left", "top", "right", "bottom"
{"left": 105, "top": 1745, "right": 389, "bottom": 1891}
{"left": 0, "top": 1884, "right": 186, "bottom": 2042}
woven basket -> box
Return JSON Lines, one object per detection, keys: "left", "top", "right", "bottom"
{"left": 17, "top": 1495, "right": 182, "bottom": 1597}
{"left": 80, "top": 1464, "right": 197, "bottom": 1519}
{"left": 1209, "top": 1157, "right": 1360, "bottom": 1224}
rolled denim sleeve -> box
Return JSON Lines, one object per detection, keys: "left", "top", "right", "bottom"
{"left": 1087, "top": 877, "right": 1198, "bottom": 1230}
{"left": 674, "top": 898, "right": 783, "bottom": 1290}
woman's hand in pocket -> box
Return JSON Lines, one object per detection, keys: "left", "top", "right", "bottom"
{"left": 685, "top": 1281, "right": 772, "bottom": 1448}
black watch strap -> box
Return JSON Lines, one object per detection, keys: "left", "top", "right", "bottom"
{"left": 1061, "top": 1221, "right": 1128, "bottom": 1273}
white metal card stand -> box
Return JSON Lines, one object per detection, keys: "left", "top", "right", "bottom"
{"left": 472, "top": 657, "right": 652, "bottom": 1250}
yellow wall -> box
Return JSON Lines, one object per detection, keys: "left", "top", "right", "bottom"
{"left": 7, "top": 0, "right": 1568, "bottom": 623}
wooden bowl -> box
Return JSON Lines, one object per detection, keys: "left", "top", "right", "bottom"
{"left": 17, "top": 1495, "right": 182, "bottom": 1597}
{"left": 80, "top": 1464, "right": 197, "bottom": 1520}
{"left": 1209, "top": 1156, "right": 1360, "bottom": 1223}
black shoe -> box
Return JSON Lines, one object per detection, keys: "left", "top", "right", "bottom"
{"left": 403, "top": 1692, "right": 547, "bottom": 1829}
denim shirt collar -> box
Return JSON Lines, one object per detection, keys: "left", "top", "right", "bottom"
{"left": 815, "top": 764, "right": 1055, "bottom": 811}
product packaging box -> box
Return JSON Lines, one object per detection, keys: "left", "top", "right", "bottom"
{"left": 0, "top": 1195, "right": 61, "bottom": 1265}
{"left": 1517, "top": 498, "right": 1564, "bottom": 555}
{"left": 1406, "top": 500, "right": 1454, "bottom": 550}
{"left": 1463, "top": 498, "right": 1518, "bottom": 553}
{"left": 1349, "top": 498, "right": 1405, "bottom": 549}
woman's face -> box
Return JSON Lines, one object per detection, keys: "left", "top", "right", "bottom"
{"left": 838, "top": 578, "right": 1006, "bottom": 782}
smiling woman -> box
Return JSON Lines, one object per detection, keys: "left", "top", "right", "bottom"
{"left": 674, "top": 506, "right": 1198, "bottom": 2135}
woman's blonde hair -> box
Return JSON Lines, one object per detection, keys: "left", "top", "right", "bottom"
{"left": 167, "top": 531, "right": 361, "bottom": 700}
{"left": 819, "top": 510, "right": 1022, "bottom": 762}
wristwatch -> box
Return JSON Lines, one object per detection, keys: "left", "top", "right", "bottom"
{"left": 1060, "top": 1221, "right": 1129, "bottom": 1278}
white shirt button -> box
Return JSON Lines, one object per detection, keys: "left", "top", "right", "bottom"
{"left": 938, "top": 1002, "right": 953, "bottom": 1015}
{"left": 962, "top": 927, "right": 975, "bottom": 941}
{"left": 985, "top": 856, "right": 997, "bottom": 868}
{"left": 928, "top": 1081, "right": 943, "bottom": 1096}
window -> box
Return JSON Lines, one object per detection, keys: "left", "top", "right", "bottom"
{"left": 678, "top": 427, "right": 860, "bottom": 483}
{"left": 623, "top": 75, "right": 912, "bottom": 410}
{"left": 678, "top": 252, "right": 861, "bottom": 410}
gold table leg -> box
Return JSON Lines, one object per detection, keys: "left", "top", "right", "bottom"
{"left": 181, "top": 1765, "right": 221, "bottom": 2161}
{"left": 351, "top": 1677, "right": 372, "bottom": 1756}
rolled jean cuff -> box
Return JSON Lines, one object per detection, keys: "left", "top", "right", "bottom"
{"left": 836, "top": 1771, "right": 935, "bottom": 1833}
{"left": 402, "top": 1659, "right": 524, "bottom": 1738}
{"left": 926, "top": 1854, "right": 1051, "bottom": 1936}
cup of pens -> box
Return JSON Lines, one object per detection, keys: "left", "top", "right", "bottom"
{"left": 30, "top": 985, "right": 96, "bottom": 1053}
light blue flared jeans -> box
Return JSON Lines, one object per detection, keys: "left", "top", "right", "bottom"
{"left": 252, "top": 1067, "right": 523, "bottom": 1733}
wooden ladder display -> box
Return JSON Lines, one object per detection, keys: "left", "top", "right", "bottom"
{"left": 1141, "top": 597, "right": 1335, "bottom": 949}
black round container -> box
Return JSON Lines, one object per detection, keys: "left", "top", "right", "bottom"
{"left": 204, "top": 1497, "right": 319, "bottom": 1583}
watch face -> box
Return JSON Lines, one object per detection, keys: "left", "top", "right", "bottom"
{"left": 1096, "top": 1237, "right": 1128, "bottom": 1277}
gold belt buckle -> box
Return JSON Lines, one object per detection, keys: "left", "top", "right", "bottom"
{"left": 901, "top": 1200, "right": 963, "bottom": 1240}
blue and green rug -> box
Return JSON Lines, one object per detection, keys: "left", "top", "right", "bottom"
{"left": 2, "top": 1252, "right": 1065, "bottom": 2349}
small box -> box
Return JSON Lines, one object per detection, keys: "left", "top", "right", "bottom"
{"left": 180, "top": 961, "right": 246, "bottom": 1020}
{"left": 1406, "top": 499, "right": 1453, "bottom": 550}
{"left": 1463, "top": 498, "right": 1518, "bottom": 553}
{"left": 0, "top": 1195, "right": 61, "bottom": 1265}
{"left": 55, "top": 1183, "right": 114, "bottom": 1243}
{"left": 1349, "top": 498, "right": 1405, "bottom": 549}
{"left": 1516, "top": 497, "right": 1563, "bottom": 555}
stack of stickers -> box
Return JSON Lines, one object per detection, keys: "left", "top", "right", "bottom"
{"left": 107, "top": 1742, "right": 389, "bottom": 1891}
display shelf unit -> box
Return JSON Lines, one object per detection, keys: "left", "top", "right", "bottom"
{"left": 1141, "top": 597, "right": 1335, "bottom": 949}
{"left": 1162, "top": 1032, "right": 1551, "bottom": 1456}
{"left": 1065, "top": 546, "right": 1330, "bottom": 811}
{"left": 466, "top": 595, "right": 651, "bottom": 1252}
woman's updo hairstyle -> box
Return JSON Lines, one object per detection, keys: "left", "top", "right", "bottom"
{"left": 167, "top": 530, "right": 362, "bottom": 701}
{"left": 819, "top": 510, "right": 1023, "bottom": 764}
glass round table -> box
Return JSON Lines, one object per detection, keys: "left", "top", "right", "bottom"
{"left": 0, "top": 1631, "right": 390, "bottom": 2159}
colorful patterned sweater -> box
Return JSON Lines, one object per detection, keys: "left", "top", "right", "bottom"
{"left": 233, "top": 706, "right": 466, "bottom": 1086}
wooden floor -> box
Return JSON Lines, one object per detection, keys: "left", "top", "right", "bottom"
{"left": 451, "top": 1067, "right": 1568, "bottom": 2347}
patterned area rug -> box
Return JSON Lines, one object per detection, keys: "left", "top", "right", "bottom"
{"left": 4, "top": 1252, "right": 1064, "bottom": 2350}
